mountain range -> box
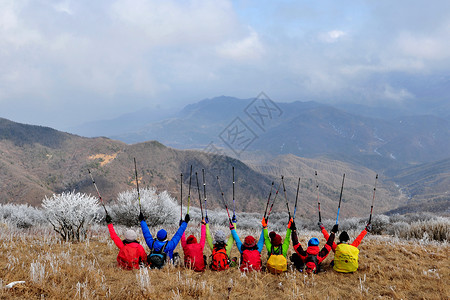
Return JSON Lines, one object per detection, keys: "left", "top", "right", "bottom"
{"left": 0, "top": 117, "right": 420, "bottom": 219}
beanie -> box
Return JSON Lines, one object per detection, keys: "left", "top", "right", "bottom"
{"left": 186, "top": 235, "right": 197, "bottom": 244}
{"left": 244, "top": 235, "right": 256, "bottom": 248}
{"left": 214, "top": 230, "right": 226, "bottom": 243}
{"left": 272, "top": 234, "right": 282, "bottom": 247}
{"left": 339, "top": 231, "right": 350, "bottom": 243}
{"left": 157, "top": 229, "right": 167, "bottom": 241}
{"left": 308, "top": 237, "right": 319, "bottom": 247}
{"left": 269, "top": 231, "right": 276, "bottom": 240}
{"left": 124, "top": 229, "right": 137, "bottom": 242}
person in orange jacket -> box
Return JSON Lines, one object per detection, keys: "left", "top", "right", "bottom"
{"left": 106, "top": 214, "right": 147, "bottom": 270}
{"left": 319, "top": 222, "right": 372, "bottom": 273}
{"left": 180, "top": 219, "right": 207, "bottom": 272}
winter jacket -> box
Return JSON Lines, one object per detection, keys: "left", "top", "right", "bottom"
{"left": 321, "top": 227, "right": 367, "bottom": 252}
{"left": 291, "top": 229, "right": 335, "bottom": 273}
{"left": 206, "top": 222, "right": 235, "bottom": 257}
{"left": 108, "top": 223, "right": 147, "bottom": 270}
{"left": 231, "top": 227, "right": 264, "bottom": 272}
{"left": 140, "top": 220, "right": 187, "bottom": 260}
{"left": 180, "top": 224, "right": 206, "bottom": 272}
{"left": 263, "top": 227, "right": 291, "bottom": 257}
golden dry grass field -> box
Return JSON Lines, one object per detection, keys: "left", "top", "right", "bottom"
{"left": 0, "top": 225, "right": 448, "bottom": 300}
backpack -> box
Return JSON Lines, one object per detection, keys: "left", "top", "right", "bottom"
{"left": 210, "top": 244, "right": 229, "bottom": 271}
{"left": 147, "top": 240, "right": 168, "bottom": 269}
{"left": 333, "top": 244, "right": 359, "bottom": 273}
{"left": 305, "top": 254, "right": 320, "bottom": 274}
{"left": 117, "top": 244, "right": 142, "bottom": 270}
{"left": 267, "top": 245, "right": 287, "bottom": 274}
{"left": 241, "top": 249, "right": 261, "bottom": 272}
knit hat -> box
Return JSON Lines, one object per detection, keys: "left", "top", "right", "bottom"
{"left": 124, "top": 229, "right": 137, "bottom": 242}
{"left": 271, "top": 232, "right": 282, "bottom": 247}
{"left": 339, "top": 231, "right": 350, "bottom": 243}
{"left": 269, "top": 231, "right": 276, "bottom": 240}
{"left": 214, "top": 230, "right": 226, "bottom": 243}
{"left": 308, "top": 237, "right": 319, "bottom": 247}
{"left": 186, "top": 235, "right": 197, "bottom": 244}
{"left": 157, "top": 229, "right": 167, "bottom": 241}
{"left": 244, "top": 235, "right": 256, "bottom": 248}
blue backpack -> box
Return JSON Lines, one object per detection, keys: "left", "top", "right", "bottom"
{"left": 147, "top": 241, "right": 168, "bottom": 269}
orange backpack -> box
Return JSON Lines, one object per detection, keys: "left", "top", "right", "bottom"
{"left": 210, "top": 245, "right": 229, "bottom": 271}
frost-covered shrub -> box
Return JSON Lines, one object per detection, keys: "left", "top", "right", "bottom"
{"left": 42, "top": 191, "right": 100, "bottom": 241}
{"left": 395, "top": 218, "right": 449, "bottom": 242}
{"left": 109, "top": 188, "right": 177, "bottom": 227}
{"left": 0, "top": 204, "right": 45, "bottom": 229}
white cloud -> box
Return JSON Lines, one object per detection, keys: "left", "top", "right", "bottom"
{"left": 217, "top": 29, "right": 265, "bottom": 61}
{"left": 318, "top": 30, "right": 347, "bottom": 43}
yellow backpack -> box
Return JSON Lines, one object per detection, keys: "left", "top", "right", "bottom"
{"left": 333, "top": 244, "right": 359, "bottom": 273}
{"left": 267, "top": 246, "right": 287, "bottom": 274}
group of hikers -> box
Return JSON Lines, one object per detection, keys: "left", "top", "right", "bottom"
{"left": 106, "top": 211, "right": 372, "bottom": 274}
{"left": 99, "top": 166, "right": 377, "bottom": 274}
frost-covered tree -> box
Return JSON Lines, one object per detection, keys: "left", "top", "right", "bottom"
{"left": 42, "top": 191, "right": 100, "bottom": 241}
{"left": 0, "top": 204, "right": 45, "bottom": 229}
{"left": 109, "top": 188, "right": 177, "bottom": 227}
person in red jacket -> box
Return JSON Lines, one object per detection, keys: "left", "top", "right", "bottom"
{"left": 106, "top": 214, "right": 147, "bottom": 270}
{"left": 180, "top": 218, "right": 207, "bottom": 272}
{"left": 291, "top": 221, "right": 337, "bottom": 274}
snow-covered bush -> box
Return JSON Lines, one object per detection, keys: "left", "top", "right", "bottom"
{"left": 108, "top": 188, "right": 177, "bottom": 227}
{"left": 0, "top": 204, "right": 45, "bottom": 228}
{"left": 42, "top": 191, "right": 100, "bottom": 241}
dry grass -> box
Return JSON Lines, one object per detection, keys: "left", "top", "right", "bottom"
{"left": 0, "top": 226, "right": 448, "bottom": 300}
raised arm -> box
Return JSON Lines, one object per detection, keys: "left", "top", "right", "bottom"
{"left": 319, "top": 223, "right": 337, "bottom": 251}
{"left": 257, "top": 227, "right": 265, "bottom": 253}
{"left": 107, "top": 223, "right": 124, "bottom": 249}
{"left": 230, "top": 222, "right": 243, "bottom": 254}
{"left": 352, "top": 227, "right": 368, "bottom": 248}
{"left": 167, "top": 219, "right": 188, "bottom": 252}
{"left": 206, "top": 223, "right": 214, "bottom": 251}
{"left": 200, "top": 221, "right": 206, "bottom": 250}
{"left": 140, "top": 219, "right": 154, "bottom": 248}
{"left": 225, "top": 221, "right": 237, "bottom": 256}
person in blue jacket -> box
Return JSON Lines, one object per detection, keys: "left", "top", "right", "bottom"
{"left": 229, "top": 222, "right": 265, "bottom": 272}
{"left": 139, "top": 212, "right": 189, "bottom": 268}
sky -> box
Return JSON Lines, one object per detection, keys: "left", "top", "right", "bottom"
{"left": 1, "top": 0, "right": 449, "bottom": 130}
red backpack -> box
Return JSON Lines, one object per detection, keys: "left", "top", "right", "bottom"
{"left": 210, "top": 245, "right": 229, "bottom": 271}
{"left": 184, "top": 244, "right": 206, "bottom": 272}
{"left": 117, "top": 244, "right": 142, "bottom": 270}
{"left": 241, "top": 249, "right": 261, "bottom": 272}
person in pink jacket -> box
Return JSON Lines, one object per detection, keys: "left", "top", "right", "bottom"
{"left": 180, "top": 219, "right": 207, "bottom": 272}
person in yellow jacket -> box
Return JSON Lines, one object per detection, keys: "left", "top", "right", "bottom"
{"left": 319, "top": 222, "right": 372, "bottom": 273}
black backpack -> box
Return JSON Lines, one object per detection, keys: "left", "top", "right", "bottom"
{"left": 147, "top": 240, "right": 168, "bottom": 269}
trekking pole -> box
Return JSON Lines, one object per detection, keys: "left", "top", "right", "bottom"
{"left": 293, "top": 177, "right": 300, "bottom": 220}
{"left": 281, "top": 175, "right": 291, "bottom": 220}
{"left": 315, "top": 171, "right": 321, "bottom": 223}
{"left": 202, "top": 168, "right": 208, "bottom": 219}
{"left": 216, "top": 175, "right": 232, "bottom": 224}
{"left": 335, "top": 173, "right": 345, "bottom": 225}
{"left": 267, "top": 181, "right": 282, "bottom": 221}
{"left": 88, "top": 169, "right": 108, "bottom": 214}
{"left": 187, "top": 165, "right": 192, "bottom": 214}
{"left": 180, "top": 173, "right": 183, "bottom": 222}
{"left": 134, "top": 158, "right": 141, "bottom": 213}
{"left": 368, "top": 174, "right": 378, "bottom": 224}
{"left": 263, "top": 181, "right": 275, "bottom": 219}
{"left": 232, "top": 166, "right": 236, "bottom": 222}
{"left": 196, "top": 172, "right": 204, "bottom": 219}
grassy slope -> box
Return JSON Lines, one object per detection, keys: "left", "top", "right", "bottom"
{"left": 0, "top": 225, "right": 448, "bottom": 299}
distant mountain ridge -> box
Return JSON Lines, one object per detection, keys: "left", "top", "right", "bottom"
{"left": 105, "top": 96, "right": 450, "bottom": 171}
